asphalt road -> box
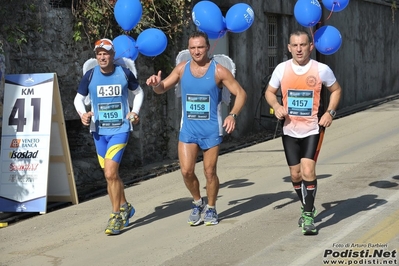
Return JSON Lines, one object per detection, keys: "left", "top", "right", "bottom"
{"left": 1, "top": 99, "right": 398, "bottom": 266}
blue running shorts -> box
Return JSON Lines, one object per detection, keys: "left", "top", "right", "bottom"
{"left": 92, "top": 132, "right": 129, "bottom": 168}
{"left": 179, "top": 131, "right": 222, "bottom": 150}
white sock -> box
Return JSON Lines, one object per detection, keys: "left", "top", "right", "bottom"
{"left": 194, "top": 198, "right": 203, "bottom": 205}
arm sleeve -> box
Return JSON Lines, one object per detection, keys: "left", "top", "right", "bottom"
{"left": 123, "top": 67, "right": 142, "bottom": 113}
{"left": 130, "top": 86, "right": 144, "bottom": 114}
{"left": 74, "top": 93, "right": 87, "bottom": 117}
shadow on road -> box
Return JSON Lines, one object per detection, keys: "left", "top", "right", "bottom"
{"left": 316, "top": 194, "right": 387, "bottom": 232}
{"left": 219, "top": 191, "right": 297, "bottom": 222}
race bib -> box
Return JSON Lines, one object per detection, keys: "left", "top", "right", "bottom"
{"left": 186, "top": 94, "right": 210, "bottom": 120}
{"left": 97, "top": 102, "right": 123, "bottom": 127}
{"left": 287, "top": 89, "right": 314, "bottom": 116}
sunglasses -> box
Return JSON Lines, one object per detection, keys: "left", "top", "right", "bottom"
{"left": 94, "top": 39, "right": 115, "bottom": 52}
{"left": 94, "top": 39, "right": 113, "bottom": 47}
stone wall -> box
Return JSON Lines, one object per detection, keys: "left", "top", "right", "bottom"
{"left": 0, "top": 1, "right": 180, "bottom": 193}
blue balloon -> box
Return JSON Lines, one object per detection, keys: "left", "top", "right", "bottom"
{"left": 322, "top": 0, "right": 350, "bottom": 12}
{"left": 198, "top": 17, "right": 226, "bottom": 39}
{"left": 114, "top": 0, "right": 142, "bottom": 31}
{"left": 113, "top": 35, "right": 139, "bottom": 60}
{"left": 192, "top": 1, "right": 225, "bottom": 33}
{"left": 226, "top": 3, "right": 255, "bottom": 33}
{"left": 294, "top": 0, "right": 322, "bottom": 27}
{"left": 136, "top": 28, "right": 168, "bottom": 57}
{"left": 199, "top": 28, "right": 227, "bottom": 39}
{"left": 314, "top": 25, "right": 342, "bottom": 55}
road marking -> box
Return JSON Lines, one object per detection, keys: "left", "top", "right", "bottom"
{"left": 354, "top": 208, "right": 399, "bottom": 244}
{"left": 0, "top": 222, "right": 8, "bottom": 228}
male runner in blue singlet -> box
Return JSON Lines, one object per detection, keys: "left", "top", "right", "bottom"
{"left": 74, "top": 38, "right": 144, "bottom": 235}
{"left": 146, "top": 31, "right": 247, "bottom": 226}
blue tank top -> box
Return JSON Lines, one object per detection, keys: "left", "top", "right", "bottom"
{"left": 88, "top": 65, "right": 131, "bottom": 135}
{"left": 180, "top": 60, "right": 223, "bottom": 138}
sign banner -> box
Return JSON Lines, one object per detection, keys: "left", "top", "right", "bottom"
{"left": 1, "top": 74, "right": 54, "bottom": 212}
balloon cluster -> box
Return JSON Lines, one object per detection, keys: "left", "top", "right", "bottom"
{"left": 113, "top": 0, "right": 168, "bottom": 59}
{"left": 192, "top": 1, "right": 255, "bottom": 39}
{"left": 294, "top": 0, "right": 349, "bottom": 55}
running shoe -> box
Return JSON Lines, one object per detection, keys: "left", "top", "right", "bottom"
{"left": 120, "top": 203, "right": 135, "bottom": 227}
{"left": 187, "top": 199, "right": 205, "bottom": 226}
{"left": 204, "top": 207, "right": 219, "bottom": 226}
{"left": 105, "top": 213, "right": 124, "bottom": 235}
{"left": 302, "top": 211, "right": 318, "bottom": 235}
{"left": 298, "top": 206, "right": 317, "bottom": 227}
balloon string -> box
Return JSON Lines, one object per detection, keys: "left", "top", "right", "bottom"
{"left": 325, "top": 10, "right": 333, "bottom": 20}
{"left": 208, "top": 30, "right": 225, "bottom": 57}
{"left": 324, "top": 2, "right": 338, "bottom": 22}
{"left": 308, "top": 27, "right": 315, "bottom": 44}
{"left": 114, "top": 51, "right": 129, "bottom": 62}
{"left": 114, "top": 48, "right": 137, "bottom": 62}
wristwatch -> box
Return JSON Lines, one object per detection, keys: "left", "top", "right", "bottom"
{"left": 327, "top": 110, "right": 336, "bottom": 118}
{"left": 229, "top": 113, "right": 237, "bottom": 119}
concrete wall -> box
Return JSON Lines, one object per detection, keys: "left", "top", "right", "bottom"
{"left": 320, "top": 0, "right": 399, "bottom": 109}
{"left": 212, "top": 0, "right": 399, "bottom": 130}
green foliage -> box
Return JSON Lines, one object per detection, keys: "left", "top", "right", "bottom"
{"left": 72, "top": 0, "right": 193, "bottom": 44}
{"left": 0, "top": 0, "right": 44, "bottom": 53}
{"left": 72, "top": 0, "right": 116, "bottom": 42}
